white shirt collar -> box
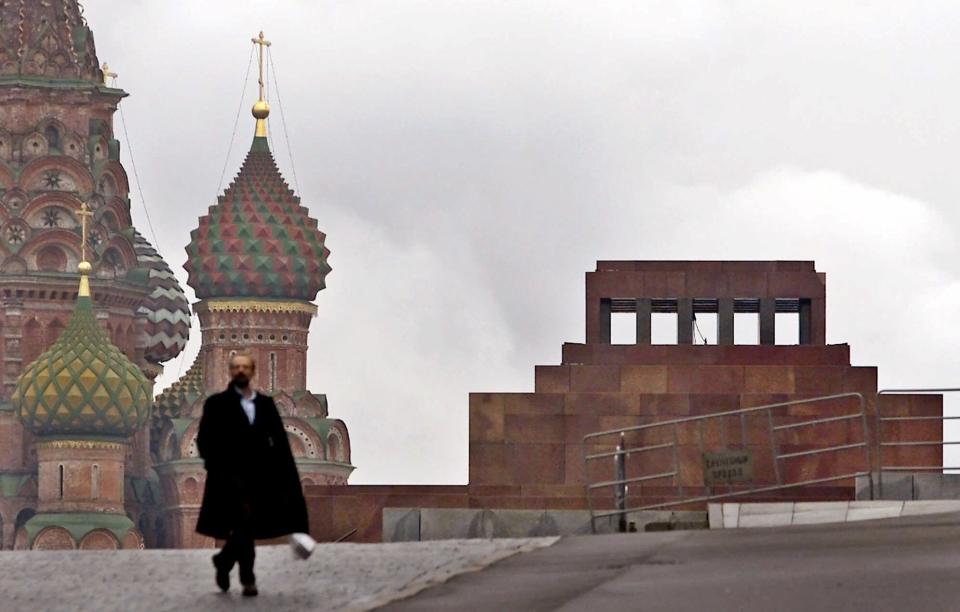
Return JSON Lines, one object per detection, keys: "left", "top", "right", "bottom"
{"left": 234, "top": 387, "right": 258, "bottom": 424}
{"left": 234, "top": 386, "right": 257, "bottom": 400}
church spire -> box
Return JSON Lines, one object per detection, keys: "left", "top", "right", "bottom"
{"left": 251, "top": 31, "right": 272, "bottom": 140}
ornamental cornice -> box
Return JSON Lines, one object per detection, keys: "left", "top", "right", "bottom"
{"left": 199, "top": 299, "right": 317, "bottom": 316}
{"left": 35, "top": 440, "right": 126, "bottom": 451}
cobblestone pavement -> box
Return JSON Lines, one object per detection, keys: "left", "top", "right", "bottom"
{"left": 0, "top": 537, "right": 557, "bottom": 612}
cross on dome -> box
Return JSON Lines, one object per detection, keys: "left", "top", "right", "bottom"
{"left": 77, "top": 201, "right": 94, "bottom": 296}
{"left": 251, "top": 31, "right": 272, "bottom": 138}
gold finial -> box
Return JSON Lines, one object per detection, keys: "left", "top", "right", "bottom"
{"left": 77, "top": 202, "right": 93, "bottom": 297}
{"left": 251, "top": 31, "right": 272, "bottom": 138}
{"left": 101, "top": 62, "right": 118, "bottom": 86}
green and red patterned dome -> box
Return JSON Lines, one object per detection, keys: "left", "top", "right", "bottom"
{"left": 12, "top": 275, "right": 151, "bottom": 439}
{"left": 184, "top": 138, "right": 331, "bottom": 300}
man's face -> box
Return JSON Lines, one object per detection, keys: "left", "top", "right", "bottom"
{"left": 229, "top": 356, "right": 256, "bottom": 388}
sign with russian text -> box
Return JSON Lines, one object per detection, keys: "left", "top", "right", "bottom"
{"left": 702, "top": 449, "right": 754, "bottom": 485}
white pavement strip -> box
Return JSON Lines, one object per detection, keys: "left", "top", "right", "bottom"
{"left": 708, "top": 500, "right": 960, "bottom": 528}
{"left": 0, "top": 537, "right": 559, "bottom": 612}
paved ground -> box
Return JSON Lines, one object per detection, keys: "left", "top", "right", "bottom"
{"left": 0, "top": 537, "right": 555, "bottom": 611}
{"left": 385, "top": 512, "right": 960, "bottom": 611}
{"left": 9, "top": 513, "right": 960, "bottom": 611}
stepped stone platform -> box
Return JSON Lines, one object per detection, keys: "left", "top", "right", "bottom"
{"left": 0, "top": 538, "right": 555, "bottom": 611}
{"left": 311, "top": 262, "right": 943, "bottom": 543}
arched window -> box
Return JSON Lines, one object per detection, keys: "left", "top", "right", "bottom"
{"left": 45, "top": 319, "right": 64, "bottom": 345}
{"left": 22, "top": 319, "right": 42, "bottom": 366}
{"left": 98, "top": 174, "right": 117, "bottom": 198}
{"left": 327, "top": 432, "right": 343, "bottom": 463}
{"left": 43, "top": 125, "right": 60, "bottom": 151}
{"left": 100, "top": 249, "right": 126, "bottom": 279}
{"left": 14, "top": 508, "right": 35, "bottom": 533}
{"left": 36, "top": 246, "right": 67, "bottom": 272}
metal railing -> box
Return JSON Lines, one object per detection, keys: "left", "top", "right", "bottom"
{"left": 582, "top": 393, "right": 870, "bottom": 533}
{"left": 876, "top": 388, "right": 960, "bottom": 498}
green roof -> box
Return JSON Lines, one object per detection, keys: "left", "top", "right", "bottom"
{"left": 12, "top": 293, "right": 151, "bottom": 439}
{"left": 23, "top": 512, "right": 134, "bottom": 546}
{"left": 0, "top": 473, "right": 32, "bottom": 497}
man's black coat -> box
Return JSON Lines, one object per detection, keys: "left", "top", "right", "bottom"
{"left": 195, "top": 387, "right": 309, "bottom": 540}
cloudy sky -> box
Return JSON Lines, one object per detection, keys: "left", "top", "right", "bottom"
{"left": 83, "top": 1, "right": 960, "bottom": 483}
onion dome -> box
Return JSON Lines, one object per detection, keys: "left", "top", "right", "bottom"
{"left": 12, "top": 262, "right": 150, "bottom": 439}
{"left": 131, "top": 231, "right": 191, "bottom": 364}
{"left": 0, "top": 1, "right": 104, "bottom": 85}
{"left": 184, "top": 137, "right": 331, "bottom": 300}
{"left": 154, "top": 358, "right": 204, "bottom": 420}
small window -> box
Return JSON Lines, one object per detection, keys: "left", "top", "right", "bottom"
{"left": 610, "top": 313, "right": 636, "bottom": 345}
{"left": 44, "top": 125, "right": 60, "bottom": 150}
{"left": 776, "top": 312, "right": 800, "bottom": 345}
{"left": 693, "top": 312, "right": 718, "bottom": 345}
{"left": 651, "top": 313, "right": 678, "bottom": 344}
{"left": 735, "top": 313, "right": 759, "bottom": 345}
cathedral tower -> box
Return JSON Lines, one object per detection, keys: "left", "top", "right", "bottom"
{"left": 11, "top": 220, "right": 149, "bottom": 550}
{"left": 153, "top": 33, "right": 352, "bottom": 548}
{"left": 0, "top": 0, "right": 190, "bottom": 549}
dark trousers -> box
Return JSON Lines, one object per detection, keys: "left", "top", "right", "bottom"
{"left": 216, "top": 502, "right": 256, "bottom": 585}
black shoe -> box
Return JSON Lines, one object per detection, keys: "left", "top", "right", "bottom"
{"left": 242, "top": 583, "right": 259, "bottom": 597}
{"left": 212, "top": 555, "right": 230, "bottom": 593}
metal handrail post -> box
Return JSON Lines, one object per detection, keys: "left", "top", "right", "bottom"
{"left": 583, "top": 437, "right": 596, "bottom": 534}
{"left": 615, "top": 433, "right": 626, "bottom": 533}
{"left": 767, "top": 408, "right": 782, "bottom": 485}
{"left": 875, "top": 395, "right": 884, "bottom": 499}
{"left": 856, "top": 393, "right": 874, "bottom": 501}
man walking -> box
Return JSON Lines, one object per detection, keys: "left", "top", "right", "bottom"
{"left": 196, "top": 353, "right": 316, "bottom": 597}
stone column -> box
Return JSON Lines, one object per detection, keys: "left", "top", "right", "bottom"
{"left": 0, "top": 412, "right": 24, "bottom": 470}
{"left": 2, "top": 300, "right": 23, "bottom": 401}
{"left": 718, "top": 298, "right": 735, "bottom": 345}
{"left": 598, "top": 299, "right": 611, "bottom": 344}
{"left": 2, "top": 513, "right": 15, "bottom": 550}
{"left": 759, "top": 298, "right": 776, "bottom": 345}
{"left": 635, "top": 298, "right": 652, "bottom": 345}
{"left": 677, "top": 298, "right": 694, "bottom": 345}
{"left": 799, "top": 299, "right": 812, "bottom": 345}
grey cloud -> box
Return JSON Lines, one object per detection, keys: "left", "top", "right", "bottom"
{"left": 83, "top": 1, "right": 960, "bottom": 483}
